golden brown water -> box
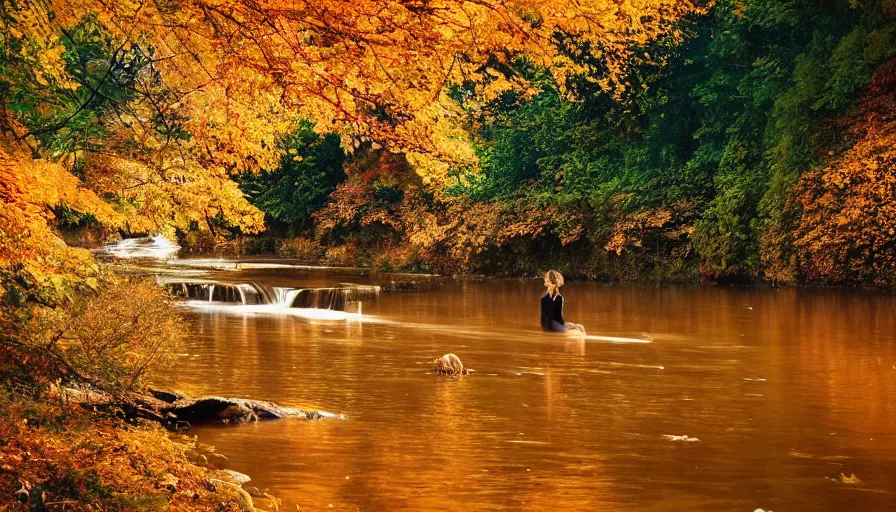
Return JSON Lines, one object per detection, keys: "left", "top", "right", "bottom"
{"left": 151, "top": 266, "right": 896, "bottom": 511}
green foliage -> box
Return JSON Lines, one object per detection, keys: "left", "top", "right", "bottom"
{"left": 0, "top": 14, "right": 161, "bottom": 155}
{"left": 238, "top": 120, "right": 345, "bottom": 232}
{"left": 442, "top": 0, "right": 896, "bottom": 282}
{"left": 217, "top": 0, "right": 896, "bottom": 284}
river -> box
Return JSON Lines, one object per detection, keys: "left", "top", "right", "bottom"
{"left": 142, "top": 259, "right": 896, "bottom": 511}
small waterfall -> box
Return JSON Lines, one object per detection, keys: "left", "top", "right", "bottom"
{"left": 287, "top": 286, "right": 380, "bottom": 311}
{"left": 268, "top": 285, "right": 379, "bottom": 311}
{"left": 167, "top": 282, "right": 211, "bottom": 300}
{"left": 164, "top": 281, "right": 263, "bottom": 305}
{"left": 164, "top": 280, "right": 378, "bottom": 312}
{"left": 290, "top": 289, "right": 344, "bottom": 310}
{"left": 96, "top": 234, "right": 180, "bottom": 259}
{"left": 272, "top": 287, "right": 301, "bottom": 307}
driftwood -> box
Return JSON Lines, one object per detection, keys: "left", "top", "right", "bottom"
{"left": 431, "top": 353, "right": 473, "bottom": 376}
{"left": 150, "top": 389, "right": 321, "bottom": 423}
{"left": 58, "top": 386, "right": 323, "bottom": 429}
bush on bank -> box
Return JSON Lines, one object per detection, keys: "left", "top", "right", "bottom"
{"left": 0, "top": 271, "right": 271, "bottom": 511}
{"left": 0, "top": 400, "right": 266, "bottom": 512}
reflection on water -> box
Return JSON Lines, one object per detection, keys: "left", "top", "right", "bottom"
{"left": 150, "top": 268, "right": 896, "bottom": 511}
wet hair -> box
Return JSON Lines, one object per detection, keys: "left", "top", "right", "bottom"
{"left": 544, "top": 270, "right": 564, "bottom": 297}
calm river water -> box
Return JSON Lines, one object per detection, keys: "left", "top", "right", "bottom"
{"left": 150, "top": 264, "right": 896, "bottom": 511}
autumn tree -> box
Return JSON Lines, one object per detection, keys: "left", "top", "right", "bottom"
{"left": 789, "top": 58, "right": 896, "bottom": 287}
{"left": 1, "top": 0, "right": 701, "bottom": 274}
{"left": 35, "top": 0, "right": 700, "bottom": 173}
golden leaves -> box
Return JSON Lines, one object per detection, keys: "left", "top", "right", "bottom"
{"left": 0, "top": 139, "right": 118, "bottom": 297}
{"left": 4, "top": 3, "right": 79, "bottom": 90}
{"left": 42, "top": 0, "right": 698, "bottom": 165}
{"left": 2, "top": 0, "right": 698, "bottom": 283}
{"left": 790, "top": 59, "right": 896, "bottom": 286}
{"left": 604, "top": 200, "right": 693, "bottom": 256}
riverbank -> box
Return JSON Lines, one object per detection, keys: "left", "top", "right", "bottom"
{"left": 76, "top": 229, "right": 893, "bottom": 289}
{"left": 1, "top": 383, "right": 329, "bottom": 510}
{"left": 170, "top": 233, "right": 702, "bottom": 284}
{"left": 0, "top": 397, "right": 281, "bottom": 511}
{"left": 167, "top": 233, "right": 896, "bottom": 291}
{"left": 0, "top": 269, "right": 306, "bottom": 511}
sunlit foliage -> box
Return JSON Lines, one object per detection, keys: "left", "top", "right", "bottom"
{"left": 1, "top": 0, "right": 700, "bottom": 282}
{"left": 1, "top": 273, "right": 182, "bottom": 396}
{"left": 0, "top": 402, "right": 263, "bottom": 511}
{"left": 790, "top": 59, "right": 896, "bottom": 286}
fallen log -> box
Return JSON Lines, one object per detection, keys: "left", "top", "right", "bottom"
{"left": 155, "top": 394, "right": 320, "bottom": 424}
{"left": 57, "top": 386, "right": 326, "bottom": 429}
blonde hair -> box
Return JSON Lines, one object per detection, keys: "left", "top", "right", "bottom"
{"left": 544, "top": 270, "right": 564, "bottom": 297}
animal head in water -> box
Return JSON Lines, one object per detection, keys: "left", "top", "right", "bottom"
{"left": 432, "top": 353, "right": 472, "bottom": 376}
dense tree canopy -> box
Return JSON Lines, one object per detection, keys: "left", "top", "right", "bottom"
{"left": 1, "top": 0, "right": 701, "bottom": 291}
{"left": 2, "top": 0, "right": 896, "bottom": 292}
{"left": 258, "top": 0, "right": 894, "bottom": 284}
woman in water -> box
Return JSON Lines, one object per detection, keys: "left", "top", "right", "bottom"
{"left": 540, "top": 270, "right": 586, "bottom": 335}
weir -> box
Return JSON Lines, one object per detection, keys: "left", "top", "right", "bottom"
{"left": 285, "top": 287, "right": 379, "bottom": 310}
{"left": 165, "top": 281, "right": 265, "bottom": 305}
{"left": 161, "top": 278, "right": 379, "bottom": 312}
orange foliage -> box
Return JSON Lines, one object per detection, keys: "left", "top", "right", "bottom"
{"left": 43, "top": 0, "right": 699, "bottom": 166}
{"left": 314, "top": 148, "right": 411, "bottom": 234}
{"left": 0, "top": 135, "right": 121, "bottom": 301}
{"left": 497, "top": 197, "right": 587, "bottom": 247}
{"left": 0, "top": 404, "right": 257, "bottom": 511}
{"left": 3, "top": 0, "right": 699, "bottom": 281}
{"left": 604, "top": 197, "right": 694, "bottom": 256}
{"left": 316, "top": 152, "right": 592, "bottom": 271}
{"left": 791, "top": 59, "right": 896, "bottom": 286}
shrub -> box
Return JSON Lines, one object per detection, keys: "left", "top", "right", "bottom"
{"left": 790, "top": 59, "right": 896, "bottom": 287}
{"left": 178, "top": 230, "right": 217, "bottom": 254}
{"left": 277, "top": 237, "right": 325, "bottom": 261}
{"left": 2, "top": 273, "right": 182, "bottom": 396}
{"left": 324, "top": 244, "right": 358, "bottom": 267}
{"left": 0, "top": 403, "right": 265, "bottom": 511}
{"left": 240, "top": 236, "right": 278, "bottom": 255}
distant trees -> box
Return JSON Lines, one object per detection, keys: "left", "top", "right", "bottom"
{"left": 208, "top": 0, "right": 896, "bottom": 286}
{"left": 238, "top": 121, "right": 345, "bottom": 233}
{"left": 790, "top": 59, "right": 896, "bottom": 287}
{"left": 388, "top": 0, "right": 896, "bottom": 283}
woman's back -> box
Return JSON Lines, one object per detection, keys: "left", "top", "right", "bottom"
{"left": 540, "top": 292, "right": 564, "bottom": 331}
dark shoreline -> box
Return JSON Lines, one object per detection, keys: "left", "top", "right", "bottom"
{"left": 113, "top": 251, "right": 896, "bottom": 294}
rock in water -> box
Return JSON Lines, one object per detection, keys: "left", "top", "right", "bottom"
{"left": 212, "top": 469, "right": 252, "bottom": 486}
{"left": 840, "top": 473, "right": 863, "bottom": 485}
{"left": 60, "top": 385, "right": 329, "bottom": 428}
{"left": 432, "top": 353, "right": 472, "bottom": 376}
